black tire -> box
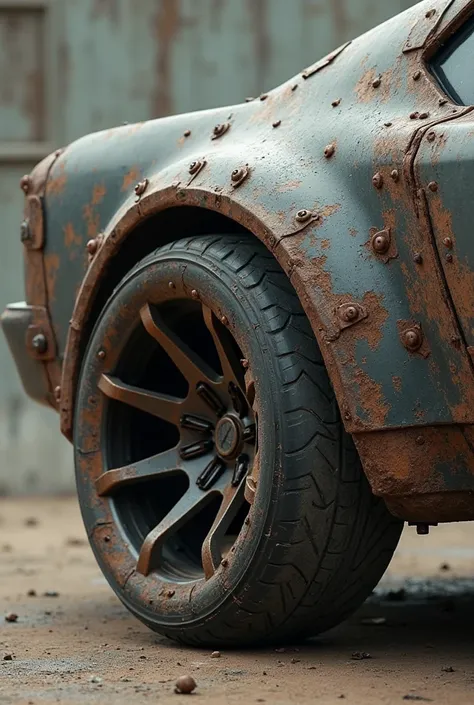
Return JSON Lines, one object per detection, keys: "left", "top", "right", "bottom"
{"left": 74, "top": 233, "right": 402, "bottom": 647}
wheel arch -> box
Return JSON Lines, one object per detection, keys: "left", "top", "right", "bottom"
{"left": 59, "top": 186, "right": 343, "bottom": 442}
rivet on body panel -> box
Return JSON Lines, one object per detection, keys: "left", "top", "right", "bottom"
{"left": 32, "top": 334, "right": 48, "bottom": 355}
{"left": 189, "top": 160, "right": 203, "bottom": 175}
{"left": 183, "top": 129, "right": 191, "bottom": 137}
{"left": 443, "top": 237, "right": 453, "bottom": 249}
{"left": 212, "top": 122, "right": 230, "bottom": 140}
{"left": 446, "top": 254, "right": 454, "bottom": 263}
{"left": 336, "top": 302, "right": 368, "bottom": 330}
{"left": 295, "top": 209, "right": 312, "bottom": 224}
{"left": 413, "top": 70, "right": 422, "bottom": 81}
{"left": 54, "top": 386, "right": 61, "bottom": 402}
{"left": 402, "top": 327, "right": 423, "bottom": 352}
{"left": 372, "top": 172, "right": 384, "bottom": 189}
{"left": 272, "top": 120, "right": 281, "bottom": 128}
{"left": 324, "top": 144, "right": 336, "bottom": 159}
{"left": 20, "top": 175, "right": 31, "bottom": 194}
{"left": 428, "top": 181, "right": 438, "bottom": 192}
{"left": 413, "top": 253, "right": 423, "bottom": 264}
{"left": 230, "top": 166, "right": 250, "bottom": 188}
{"left": 372, "top": 76, "right": 382, "bottom": 88}
{"left": 427, "top": 131, "right": 436, "bottom": 142}
{"left": 134, "top": 178, "right": 149, "bottom": 200}
{"left": 371, "top": 229, "right": 391, "bottom": 254}
{"left": 390, "top": 169, "right": 399, "bottom": 182}
{"left": 331, "top": 98, "right": 341, "bottom": 107}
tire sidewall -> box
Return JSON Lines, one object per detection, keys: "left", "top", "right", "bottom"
{"left": 74, "top": 241, "right": 294, "bottom": 633}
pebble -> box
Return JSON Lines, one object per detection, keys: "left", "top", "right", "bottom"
{"left": 25, "top": 517, "right": 38, "bottom": 527}
{"left": 27, "top": 589, "right": 37, "bottom": 597}
{"left": 44, "top": 591, "right": 59, "bottom": 598}
{"left": 90, "top": 676, "right": 103, "bottom": 684}
{"left": 211, "top": 651, "right": 221, "bottom": 659}
{"left": 442, "top": 666, "right": 455, "bottom": 673}
{"left": 361, "top": 617, "right": 386, "bottom": 626}
{"left": 175, "top": 675, "right": 196, "bottom": 694}
{"left": 440, "top": 563, "right": 451, "bottom": 572}
{"left": 351, "top": 651, "right": 372, "bottom": 660}
{"left": 3, "top": 653, "right": 12, "bottom": 661}
{"left": 5, "top": 613, "right": 18, "bottom": 623}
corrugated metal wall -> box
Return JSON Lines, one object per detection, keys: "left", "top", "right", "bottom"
{"left": 0, "top": 0, "right": 419, "bottom": 494}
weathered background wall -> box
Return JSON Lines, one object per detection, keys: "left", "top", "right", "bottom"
{"left": 0, "top": 0, "right": 419, "bottom": 495}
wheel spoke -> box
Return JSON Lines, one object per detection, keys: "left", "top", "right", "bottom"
{"left": 99, "top": 374, "right": 183, "bottom": 425}
{"left": 96, "top": 446, "right": 182, "bottom": 496}
{"left": 201, "top": 481, "right": 246, "bottom": 579}
{"left": 141, "top": 303, "right": 219, "bottom": 385}
{"left": 137, "top": 488, "right": 212, "bottom": 576}
{"left": 202, "top": 306, "right": 246, "bottom": 393}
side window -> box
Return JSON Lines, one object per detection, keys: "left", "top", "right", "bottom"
{"left": 431, "top": 20, "right": 474, "bottom": 105}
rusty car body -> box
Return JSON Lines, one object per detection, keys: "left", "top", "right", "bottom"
{"left": 3, "top": 0, "right": 474, "bottom": 646}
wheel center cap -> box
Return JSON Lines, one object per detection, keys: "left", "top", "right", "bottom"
{"left": 215, "top": 415, "right": 242, "bottom": 459}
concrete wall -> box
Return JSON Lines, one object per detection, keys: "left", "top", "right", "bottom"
{"left": 0, "top": 0, "right": 419, "bottom": 494}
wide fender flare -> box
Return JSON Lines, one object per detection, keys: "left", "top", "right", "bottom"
{"left": 59, "top": 141, "right": 471, "bottom": 445}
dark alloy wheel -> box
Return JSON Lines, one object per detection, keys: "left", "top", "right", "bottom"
{"left": 74, "top": 234, "right": 402, "bottom": 647}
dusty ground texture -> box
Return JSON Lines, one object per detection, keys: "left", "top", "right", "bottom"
{"left": 1, "top": 498, "right": 474, "bottom": 704}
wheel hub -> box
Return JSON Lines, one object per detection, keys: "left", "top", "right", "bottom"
{"left": 215, "top": 414, "right": 243, "bottom": 459}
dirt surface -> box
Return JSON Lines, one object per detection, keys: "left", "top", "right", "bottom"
{"left": 1, "top": 498, "right": 474, "bottom": 704}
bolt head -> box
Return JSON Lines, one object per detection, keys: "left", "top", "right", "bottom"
{"left": 241, "top": 358, "right": 249, "bottom": 369}
{"left": 413, "top": 253, "right": 423, "bottom": 264}
{"left": 427, "top": 131, "right": 436, "bottom": 142}
{"left": 428, "top": 181, "right": 438, "bottom": 192}
{"left": 419, "top": 112, "right": 429, "bottom": 120}
{"left": 168, "top": 281, "right": 176, "bottom": 290}
{"left": 372, "top": 76, "right": 381, "bottom": 88}
{"left": 443, "top": 237, "right": 453, "bottom": 249}
{"left": 32, "top": 334, "right": 47, "bottom": 354}
{"left": 191, "top": 289, "right": 199, "bottom": 300}
{"left": 183, "top": 129, "right": 191, "bottom": 137}
{"left": 54, "top": 386, "right": 61, "bottom": 402}
{"left": 189, "top": 160, "right": 202, "bottom": 175}
{"left": 413, "top": 70, "right": 422, "bottom": 81}
{"left": 372, "top": 231, "right": 390, "bottom": 254}
{"left": 220, "top": 315, "right": 229, "bottom": 326}
{"left": 410, "top": 112, "right": 420, "bottom": 120}
{"left": 221, "top": 558, "right": 229, "bottom": 567}
{"left": 390, "top": 170, "right": 399, "bottom": 182}
{"left": 331, "top": 98, "right": 341, "bottom": 107}
{"left": 403, "top": 328, "right": 423, "bottom": 352}
{"left": 97, "top": 350, "right": 106, "bottom": 360}
{"left": 272, "top": 120, "right": 281, "bottom": 128}
{"left": 446, "top": 253, "right": 453, "bottom": 263}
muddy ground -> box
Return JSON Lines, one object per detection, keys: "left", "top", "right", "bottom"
{"left": 1, "top": 498, "right": 474, "bottom": 704}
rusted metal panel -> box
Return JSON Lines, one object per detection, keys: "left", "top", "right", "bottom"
{"left": 416, "top": 114, "right": 474, "bottom": 349}
{"left": 43, "top": 0, "right": 474, "bottom": 441}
